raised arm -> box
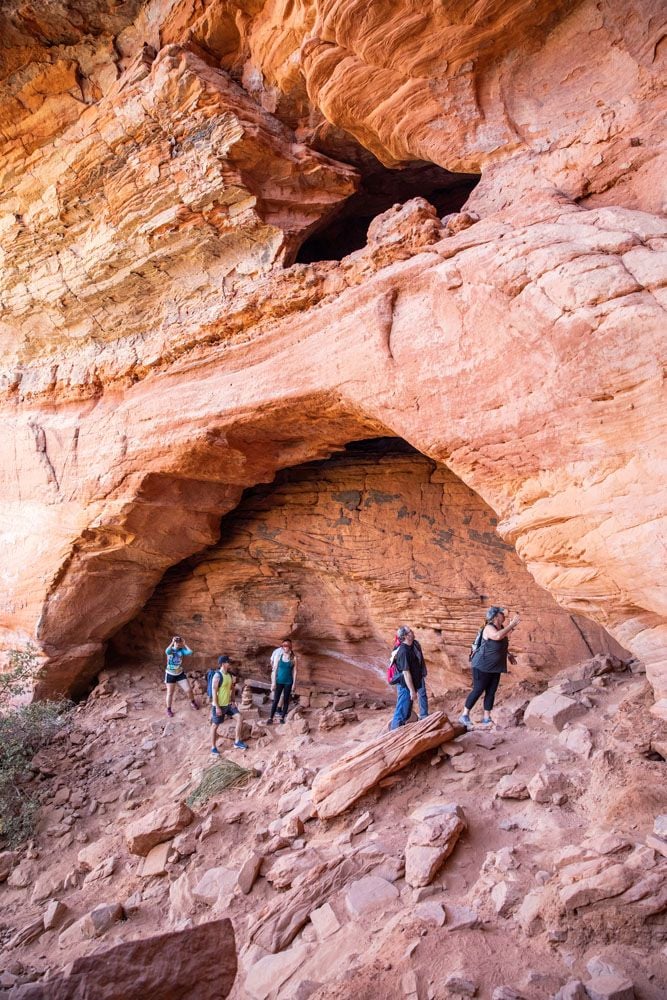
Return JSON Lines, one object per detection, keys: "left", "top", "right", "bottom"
{"left": 485, "top": 614, "right": 520, "bottom": 641}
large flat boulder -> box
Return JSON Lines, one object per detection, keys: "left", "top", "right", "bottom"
{"left": 13, "top": 918, "right": 236, "bottom": 1000}
{"left": 311, "top": 712, "right": 464, "bottom": 818}
{"left": 524, "top": 691, "right": 586, "bottom": 733}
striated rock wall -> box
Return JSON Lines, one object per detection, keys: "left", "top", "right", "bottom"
{"left": 0, "top": 2, "right": 665, "bottom": 712}
{"left": 113, "top": 443, "right": 625, "bottom": 692}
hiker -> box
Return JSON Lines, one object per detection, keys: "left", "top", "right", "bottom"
{"left": 210, "top": 655, "right": 248, "bottom": 754}
{"left": 390, "top": 626, "right": 426, "bottom": 729}
{"left": 391, "top": 627, "right": 429, "bottom": 719}
{"left": 164, "top": 635, "right": 199, "bottom": 717}
{"left": 459, "top": 606, "right": 520, "bottom": 729}
{"left": 268, "top": 639, "right": 297, "bottom": 724}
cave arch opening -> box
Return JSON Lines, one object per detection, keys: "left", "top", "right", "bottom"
{"left": 294, "top": 163, "right": 480, "bottom": 264}
{"left": 106, "top": 437, "right": 626, "bottom": 699}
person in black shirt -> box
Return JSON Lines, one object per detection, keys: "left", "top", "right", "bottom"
{"left": 459, "top": 606, "right": 520, "bottom": 729}
{"left": 390, "top": 626, "right": 425, "bottom": 729}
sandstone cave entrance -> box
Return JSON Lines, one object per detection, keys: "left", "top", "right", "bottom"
{"left": 108, "top": 438, "right": 625, "bottom": 697}
{"left": 294, "top": 163, "right": 480, "bottom": 263}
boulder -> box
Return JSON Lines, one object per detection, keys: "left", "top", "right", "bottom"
{"left": 445, "top": 905, "right": 479, "bottom": 930}
{"left": 559, "top": 864, "right": 635, "bottom": 910}
{"left": 312, "top": 712, "right": 465, "bottom": 818}
{"left": 495, "top": 774, "right": 529, "bottom": 799}
{"left": 125, "top": 801, "right": 195, "bottom": 856}
{"left": 245, "top": 943, "right": 310, "bottom": 1000}
{"left": 524, "top": 691, "right": 586, "bottom": 732}
{"left": 558, "top": 724, "right": 594, "bottom": 758}
{"left": 444, "top": 974, "right": 477, "bottom": 996}
{"left": 554, "top": 982, "right": 588, "bottom": 1000}
{"left": 31, "top": 870, "right": 65, "bottom": 902}
{"left": 309, "top": 902, "right": 341, "bottom": 940}
{"left": 405, "top": 811, "right": 466, "bottom": 888}
{"left": 6, "top": 919, "right": 45, "bottom": 949}
{"left": 345, "top": 875, "right": 400, "bottom": 917}
{"left": 43, "top": 900, "right": 73, "bottom": 932}
{"left": 585, "top": 974, "right": 635, "bottom": 1000}
{"left": 516, "top": 890, "right": 544, "bottom": 936}
{"left": 653, "top": 815, "right": 667, "bottom": 839}
{"left": 192, "top": 866, "right": 238, "bottom": 905}
{"left": 0, "top": 850, "right": 18, "bottom": 882}
{"left": 140, "top": 842, "right": 171, "bottom": 878}
{"left": 527, "top": 767, "right": 569, "bottom": 803}
{"left": 248, "top": 856, "right": 376, "bottom": 953}
{"left": 238, "top": 853, "right": 263, "bottom": 895}
{"left": 83, "top": 857, "right": 117, "bottom": 885}
{"left": 17, "top": 918, "right": 236, "bottom": 1000}
{"left": 414, "top": 900, "right": 446, "bottom": 926}
{"left": 58, "top": 903, "right": 124, "bottom": 946}
{"left": 490, "top": 880, "right": 520, "bottom": 917}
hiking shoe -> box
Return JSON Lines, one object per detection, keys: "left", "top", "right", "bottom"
{"left": 190, "top": 699, "right": 200, "bottom": 710}
{"left": 481, "top": 717, "right": 495, "bottom": 727}
{"left": 458, "top": 713, "right": 473, "bottom": 730}
{"left": 166, "top": 707, "right": 175, "bottom": 718}
{"left": 266, "top": 718, "right": 273, "bottom": 726}
{"left": 210, "top": 747, "right": 221, "bottom": 756}
{"left": 233, "top": 740, "right": 248, "bottom": 750}
{"left": 279, "top": 717, "right": 286, "bottom": 725}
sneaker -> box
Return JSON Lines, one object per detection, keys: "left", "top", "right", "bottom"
{"left": 458, "top": 713, "right": 473, "bottom": 730}
{"left": 166, "top": 708, "right": 175, "bottom": 718}
{"left": 481, "top": 717, "right": 495, "bottom": 727}
{"left": 190, "top": 699, "right": 200, "bottom": 710}
{"left": 266, "top": 718, "right": 273, "bottom": 726}
{"left": 210, "top": 747, "right": 221, "bottom": 756}
{"left": 233, "top": 740, "right": 248, "bottom": 750}
{"left": 279, "top": 717, "right": 286, "bottom": 725}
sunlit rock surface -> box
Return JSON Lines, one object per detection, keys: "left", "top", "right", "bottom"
{"left": 0, "top": 0, "right": 664, "bottom": 711}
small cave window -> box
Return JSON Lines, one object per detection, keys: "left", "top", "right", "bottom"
{"left": 295, "top": 161, "right": 480, "bottom": 264}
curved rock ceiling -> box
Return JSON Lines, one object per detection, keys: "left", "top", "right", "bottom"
{"left": 112, "top": 441, "right": 626, "bottom": 694}
{"left": 0, "top": 1, "right": 665, "bottom": 714}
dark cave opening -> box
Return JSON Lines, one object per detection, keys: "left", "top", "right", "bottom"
{"left": 295, "top": 162, "right": 480, "bottom": 264}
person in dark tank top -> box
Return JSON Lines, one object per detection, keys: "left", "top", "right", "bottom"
{"left": 459, "top": 606, "right": 520, "bottom": 730}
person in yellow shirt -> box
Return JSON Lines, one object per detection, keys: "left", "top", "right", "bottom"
{"left": 210, "top": 656, "right": 248, "bottom": 754}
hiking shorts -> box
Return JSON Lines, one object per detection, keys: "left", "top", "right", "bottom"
{"left": 165, "top": 672, "right": 187, "bottom": 684}
{"left": 210, "top": 705, "right": 239, "bottom": 726}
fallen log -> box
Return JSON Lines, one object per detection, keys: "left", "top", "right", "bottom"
{"left": 311, "top": 711, "right": 465, "bottom": 819}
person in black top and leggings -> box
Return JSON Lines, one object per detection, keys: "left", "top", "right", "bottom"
{"left": 459, "top": 606, "right": 520, "bottom": 729}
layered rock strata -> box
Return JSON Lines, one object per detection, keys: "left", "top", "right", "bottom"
{"left": 113, "top": 443, "right": 625, "bottom": 691}
{"left": 0, "top": 1, "right": 664, "bottom": 713}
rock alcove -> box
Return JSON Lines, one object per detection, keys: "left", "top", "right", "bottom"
{"left": 109, "top": 439, "right": 625, "bottom": 695}
{"left": 294, "top": 163, "right": 479, "bottom": 263}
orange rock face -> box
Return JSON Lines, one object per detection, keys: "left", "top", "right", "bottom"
{"left": 0, "top": 2, "right": 665, "bottom": 714}
{"left": 113, "top": 444, "right": 625, "bottom": 691}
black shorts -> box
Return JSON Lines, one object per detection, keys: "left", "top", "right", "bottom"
{"left": 210, "top": 705, "right": 239, "bottom": 726}
{"left": 165, "top": 672, "right": 187, "bottom": 684}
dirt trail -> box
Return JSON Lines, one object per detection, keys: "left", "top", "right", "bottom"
{"left": 1, "top": 659, "right": 666, "bottom": 999}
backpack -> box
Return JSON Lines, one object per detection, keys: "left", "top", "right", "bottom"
{"left": 469, "top": 626, "right": 485, "bottom": 662}
{"left": 206, "top": 668, "right": 223, "bottom": 700}
{"left": 387, "top": 647, "right": 401, "bottom": 685}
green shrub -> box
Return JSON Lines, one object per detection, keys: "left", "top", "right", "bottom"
{"left": 0, "top": 647, "right": 72, "bottom": 847}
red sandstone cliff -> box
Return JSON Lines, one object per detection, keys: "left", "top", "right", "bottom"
{"left": 0, "top": 1, "right": 665, "bottom": 714}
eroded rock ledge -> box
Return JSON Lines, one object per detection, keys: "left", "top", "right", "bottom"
{"left": 0, "top": 1, "right": 665, "bottom": 713}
